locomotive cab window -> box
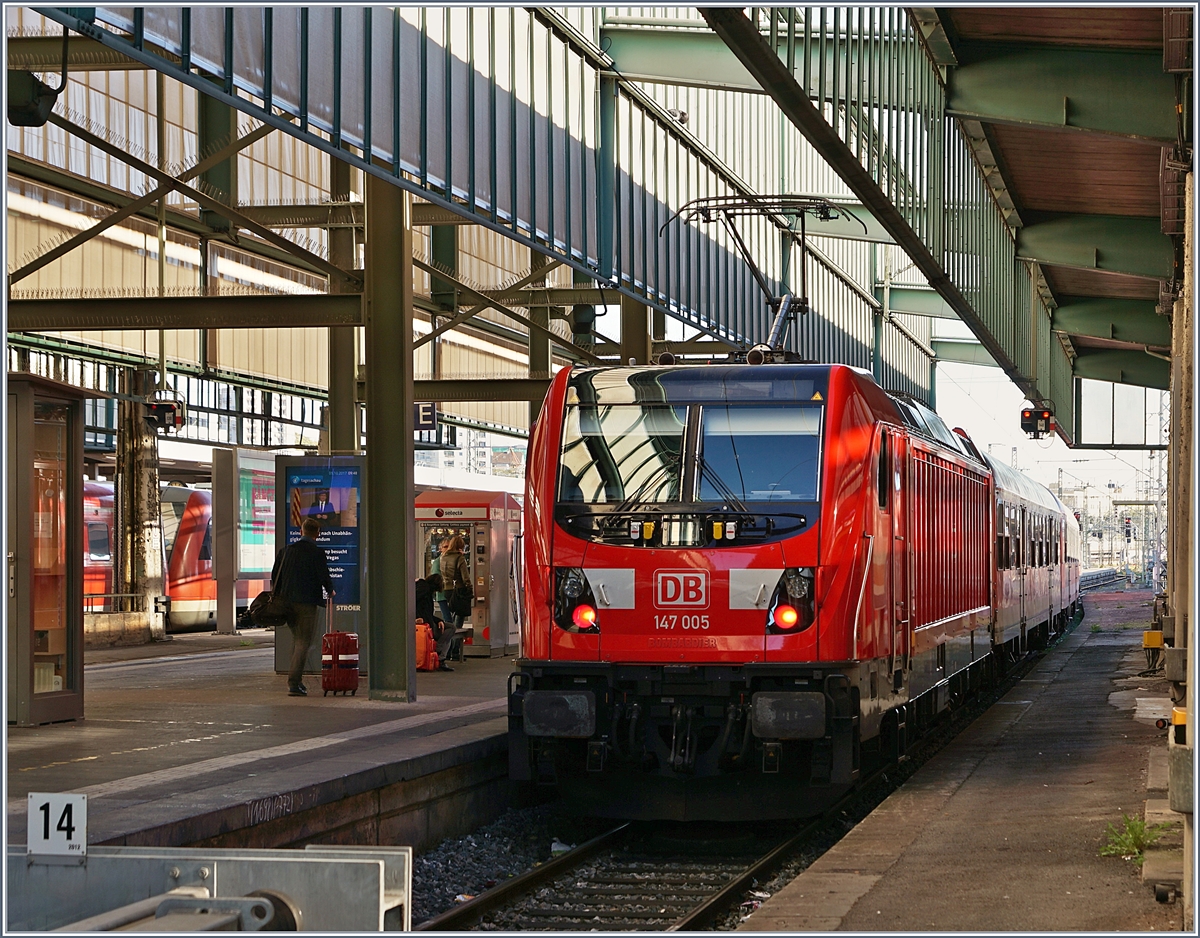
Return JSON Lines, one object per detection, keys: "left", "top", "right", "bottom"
{"left": 558, "top": 404, "right": 687, "bottom": 504}
{"left": 697, "top": 405, "right": 821, "bottom": 503}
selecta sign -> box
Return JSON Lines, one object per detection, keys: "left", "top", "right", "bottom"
{"left": 655, "top": 571, "right": 708, "bottom": 608}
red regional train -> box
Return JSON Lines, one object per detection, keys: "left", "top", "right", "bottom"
{"left": 508, "top": 363, "right": 1081, "bottom": 820}
{"left": 84, "top": 482, "right": 267, "bottom": 629}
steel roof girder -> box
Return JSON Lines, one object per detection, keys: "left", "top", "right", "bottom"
{"left": 1052, "top": 297, "right": 1171, "bottom": 348}
{"left": 599, "top": 25, "right": 763, "bottom": 93}
{"left": 880, "top": 287, "right": 959, "bottom": 320}
{"left": 1072, "top": 348, "right": 1170, "bottom": 390}
{"left": 932, "top": 339, "right": 994, "bottom": 366}
{"left": 947, "top": 43, "right": 1176, "bottom": 143}
{"left": 7, "top": 293, "right": 363, "bottom": 331}
{"left": 1016, "top": 213, "right": 1174, "bottom": 280}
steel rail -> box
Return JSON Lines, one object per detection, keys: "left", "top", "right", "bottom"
{"left": 665, "top": 815, "right": 836, "bottom": 932}
{"left": 414, "top": 823, "right": 631, "bottom": 931}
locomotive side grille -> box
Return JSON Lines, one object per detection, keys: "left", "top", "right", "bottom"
{"left": 910, "top": 449, "right": 990, "bottom": 628}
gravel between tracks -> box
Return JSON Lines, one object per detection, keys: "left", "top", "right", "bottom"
{"left": 411, "top": 805, "right": 611, "bottom": 926}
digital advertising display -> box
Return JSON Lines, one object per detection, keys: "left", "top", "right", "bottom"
{"left": 282, "top": 462, "right": 362, "bottom": 608}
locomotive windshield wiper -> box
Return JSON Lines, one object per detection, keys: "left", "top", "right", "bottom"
{"left": 695, "top": 453, "right": 750, "bottom": 515}
{"left": 604, "top": 455, "right": 682, "bottom": 522}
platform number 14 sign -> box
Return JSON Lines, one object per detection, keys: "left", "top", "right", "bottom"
{"left": 27, "top": 793, "right": 87, "bottom": 856}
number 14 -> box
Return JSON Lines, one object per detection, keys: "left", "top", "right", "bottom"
{"left": 39, "top": 801, "right": 76, "bottom": 840}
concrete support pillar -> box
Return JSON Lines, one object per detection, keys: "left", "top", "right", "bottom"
{"left": 365, "top": 175, "right": 415, "bottom": 701}
{"left": 528, "top": 251, "right": 552, "bottom": 428}
{"left": 327, "top": 155, "right": 358, "bottom": 455}
{"left": 116, "top": 370, "right": 165, "bottom": 640}
{"left": 620, "top": 295, "right": 651, "bottom": 365}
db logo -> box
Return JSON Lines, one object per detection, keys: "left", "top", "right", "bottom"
{"left": 656, "top": 571, "right": 708, "bottom": 608}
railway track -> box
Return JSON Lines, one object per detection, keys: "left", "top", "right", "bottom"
{"left": 417, "top": 614, "right": 1078, "bottom": 932}
{"left": 415, "top": 819, "right": 830, "bottom": 931}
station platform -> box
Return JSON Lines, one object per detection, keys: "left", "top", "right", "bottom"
{"left": 740, "top": 590, "right": 1184, "bottom": 932}
{"left": 7, "top": 629, "right": 513, "bottom": 853}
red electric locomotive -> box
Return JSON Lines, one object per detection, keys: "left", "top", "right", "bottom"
{"left": 508, "top": 362, "right": 1080, "bottom": 820}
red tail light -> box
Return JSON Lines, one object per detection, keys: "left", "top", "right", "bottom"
{"left": 572, "top": 604, "right": 597, "bottom": 629}
{"left": 773, "top": 604, "right": 800, "bottom": 629}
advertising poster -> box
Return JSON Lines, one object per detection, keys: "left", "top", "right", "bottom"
{"left": 283, "top": 463, "right": 362, "bottom": 609}
{"left": 237, "top": 450, "right": 276, "bottom": 577}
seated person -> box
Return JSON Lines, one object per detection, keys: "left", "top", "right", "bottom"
{"left": 415, "top": 573, "right": 455, "bottom": 671}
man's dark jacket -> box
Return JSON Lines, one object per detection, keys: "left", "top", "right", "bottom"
{"left": 272, "top": 537, "right": 334, "bottom": 605}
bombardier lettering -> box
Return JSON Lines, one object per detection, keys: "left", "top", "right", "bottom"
{"left": 648, "top": 636, "right": 718, "bottom": 648}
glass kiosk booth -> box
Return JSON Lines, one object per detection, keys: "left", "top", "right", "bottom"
{"left": 415, "top": 489, "right": 521, "bottom": 656}
{"left": 7, "top": 374, "right": 93, "bottom": 726}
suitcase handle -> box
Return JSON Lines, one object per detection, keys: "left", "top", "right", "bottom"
{"left": 326, "top": 594, "right": 334, "bottom": 634}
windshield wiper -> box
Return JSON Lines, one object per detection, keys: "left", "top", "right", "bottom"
{"left": 604, "top": 454, "right": 682, "bottom": 521}
{"left": 695, "top": 454, "right": 751, "bottom": 515}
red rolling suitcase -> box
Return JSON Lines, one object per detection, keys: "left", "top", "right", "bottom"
{"left": 415, "top": 620, "right": 440, "bottom": 672}
{"left": 321, "top": 597, "right": 359, "bottom": 696}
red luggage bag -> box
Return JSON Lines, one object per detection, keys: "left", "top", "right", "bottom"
{"left": 322, "top": 597, "right": 359, "bottom": 696}
{"left": 415, "top": 620, "right": 440, "bottom": 672}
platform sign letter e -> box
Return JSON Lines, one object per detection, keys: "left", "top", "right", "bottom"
{"left": 27, "top": 792, "right": 87, "bottom": 857}
{"left": 656, "top": 571, "right": 708, "bottom": 608}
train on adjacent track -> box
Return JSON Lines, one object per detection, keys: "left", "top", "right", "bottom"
{"left": 508, "top": 363, "right": 1081, "bottom": 820}
{"left": 84, "top": 482, "right": 266, "bottom": 630}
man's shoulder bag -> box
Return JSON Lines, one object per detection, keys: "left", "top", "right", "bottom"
{"left": 249, "top": 589, "right": 290, "bottom": 627}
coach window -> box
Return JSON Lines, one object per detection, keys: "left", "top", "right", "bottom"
{"left": 87, "top": 522, "right": 110, "bottom": 562}
{"left": 877, "top": 433, "right": 890, "bottom": 510}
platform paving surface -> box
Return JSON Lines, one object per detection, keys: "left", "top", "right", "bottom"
{"left": 7, "top": 628, "right": 511, "bottom": 845}
{"left": 741, "top": 590, "right": 1182, "bottom": 932}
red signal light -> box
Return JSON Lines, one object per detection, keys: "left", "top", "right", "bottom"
{"left": 773, "top": 604, "right": 800, "bottom": 629}
{"left": 1041, "top": 411, "right": 1050, "bottom": 419}
{"left": 572, "top": 604, "right": 597, "bottom": 629}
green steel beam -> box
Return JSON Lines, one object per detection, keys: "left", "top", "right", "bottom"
{"left": 1052, "top": 297, "right": 1171, "bottom": 348}
{"left": 6, "top": 34, "right": 143, "bottom": 70}
{"left": 364, "top": 176, "right": 415, "bottom": 700}
{"left": 238, "top": 203, "right": 363, "bottom": 228}
{"left": 1073, "top": 348, "right": 1170, "bottom": 390}
{"left": 880, "top": 287, "right": 959, "bottom": 320}
{"left": 1016, "top": 214, "right": 1174, "bottom": 280}
{"left": 702, "top": 8, "right": 1031, "bottom": 400}
{"left": 414, "top": 378, "right": 552, "bottom": 403}
{"left": 599, "top": 25, "right": 762, "bottom": 92}
{"left": 932, "top": 339, "right": 995, "bottom": 367}
{"left": 947, "top": 44, "right": 1176, "bottom": 143}
{"left": 8, "top": 293, "right": 363, "bottom": 331}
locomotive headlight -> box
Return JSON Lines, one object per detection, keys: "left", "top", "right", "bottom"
{"left": 768, "top": 568, "right": 816, "bottom": 634}
{"left": 554, "top": 567, "right": 599, "bottom": 633}
{"left": 561, "top": 568, "right": 586, "bottom": 600}
{"left": 784, "top": 567, "right": 814, "bottom": 601}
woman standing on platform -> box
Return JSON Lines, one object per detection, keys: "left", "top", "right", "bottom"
{"left": 436, "top": 535, "right": 471, "bottom": 669}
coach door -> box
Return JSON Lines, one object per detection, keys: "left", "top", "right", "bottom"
{"left": 870, "top": 429, "right": 892, "bottom": 666}
{"left": 1018, "top": 507, "right": 1027, "bottom": 632}
{"left": 891, "top": 433, "right": 909, "bottom": 674}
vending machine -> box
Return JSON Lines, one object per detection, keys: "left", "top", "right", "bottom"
{"left": 415, "top": 489, "right": 521, "bottom": 656}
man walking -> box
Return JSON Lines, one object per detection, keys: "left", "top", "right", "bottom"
{"left": 272, "top": 517, "right": 335, "bottom": 696}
